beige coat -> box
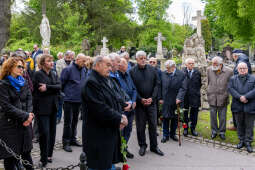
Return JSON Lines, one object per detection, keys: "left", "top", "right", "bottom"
{"left": 56, "top": 58, "right": 69, "bottom": 78}
{"left": 207, "top": 65, "right": 233, "bottom": 107}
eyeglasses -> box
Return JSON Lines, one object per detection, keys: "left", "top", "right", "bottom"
{"left": 149, "top": 61, "right": 156, "bottom": 64}
{"left": 17, "top": 65, "right": 25, "bottom": 70}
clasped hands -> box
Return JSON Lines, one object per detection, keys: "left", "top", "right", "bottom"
{"left": 39, "top": 83, "right": 47, "bottom": 92}
{"left": 159, "top": 99, "right": 181, "bottom": 105}
{"left": 141, "top": 98, "right": 152, "bottom": 106}
{"left": 23, "top": 112, "right": 34, "bottom": 127}
{"left": 240, "top": 96, "right": 248, "bottom": 103}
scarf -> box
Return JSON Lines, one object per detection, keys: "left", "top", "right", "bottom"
{"left": 7, "top": 75, "right": 25, "bottom": 92}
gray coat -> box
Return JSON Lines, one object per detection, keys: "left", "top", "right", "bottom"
{"left": 207, "top": 66, "right": 233, "bottom": 107}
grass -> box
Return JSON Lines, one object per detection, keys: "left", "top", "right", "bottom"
{"left": 196, "top": 103, "right": 255, "bottom": 146}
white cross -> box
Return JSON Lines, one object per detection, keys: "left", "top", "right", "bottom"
{"left": 192, "top": 10, "right": 206, "bottom": 37}
{"left": 101, "top": 37, "right": 108, "bottom": 49}
{"left": 154, "top": 32, "right": 166, "bottom": 56}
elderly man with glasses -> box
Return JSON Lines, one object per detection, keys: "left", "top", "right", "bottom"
{"left": 228, "top": 62, "right": 255, "bottom": 153}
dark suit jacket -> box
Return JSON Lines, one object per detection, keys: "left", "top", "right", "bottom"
{"left": 178, "top": 68, "right": 202, "bottom": 108}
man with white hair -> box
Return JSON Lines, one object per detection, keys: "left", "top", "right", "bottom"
{"left": 228, "top": 62, "right": 255, "bottom": 153}
{"left": 61, "top": 53, "right": 87, "bottom": 152}
{"left": 130, "top": 51, "right": 164, "bottom": 156}
{"left": 178, "top": 58, "right": 201, "bottom": 137}
{"left": 207, "top": 56, "right": 233, "bottom": 140}
{"left": 159, "top": 60, "right": 185, "bottom": 143}
{"left": 228, "top": 50, "right": 252, "bottom": 131}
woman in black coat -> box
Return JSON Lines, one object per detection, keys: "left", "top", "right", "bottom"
{"left": 0, "top": 57, "right": 34, "bottom": 170}
{"left": 33, "top": 54, "right": 61, "bottom": 167}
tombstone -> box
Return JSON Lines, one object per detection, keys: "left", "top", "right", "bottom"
{"left": 154, "top": 32, "right": 166, "bottom": 69}
{"left": 162, "top": 47, "right": 168, "bottom": 58}
{"left": 81, "top": 39, "right": 90, "bottom": 55}
{"left": 100, "top": 37, "right": 109, "bottom": 56}
{"left": 192, "top": 10, "right": 206, "bottom": 37}
{"left": 182, "top": 11, "right": 208, "bottom": 109}
{"left": 154, "top": 32, "right": 166, "bottom": 59}
{"left": 94, "top": 45, "right": 102, "bottom": 56}
{"left": 222, "top": 45, "right": 233, "bottom": 63}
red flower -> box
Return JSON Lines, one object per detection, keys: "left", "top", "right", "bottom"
{"left": 123, "top": 163, "right": 130, "bottom": 170}
{"left": 182, "top": 123, "right": 188, "bottom": 129}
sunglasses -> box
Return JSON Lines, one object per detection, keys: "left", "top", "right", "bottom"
{"left": 17, "top": 65, "right": 25, "bottom": 70}
{"left": 149, "top": 61, "right": 156, "bottom": 64}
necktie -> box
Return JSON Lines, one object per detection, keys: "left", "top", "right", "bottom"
{"left": 188, "top": 70, "right": 192, "bottom": 78}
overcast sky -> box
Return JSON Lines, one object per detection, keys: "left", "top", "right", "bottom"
{"left": 15, "top": 0, "right": 205, "bottom": 25}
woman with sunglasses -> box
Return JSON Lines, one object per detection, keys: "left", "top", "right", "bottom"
{"left": 0, "top": 57, "right": 34, "bottom": 170}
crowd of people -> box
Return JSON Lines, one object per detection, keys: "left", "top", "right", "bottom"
{"left": 0, "top": 45, "right": 254, "bottom": 170}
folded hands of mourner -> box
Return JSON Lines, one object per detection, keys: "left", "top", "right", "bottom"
{"left": 23, "top": 113, "right": 34, "bottom": 127}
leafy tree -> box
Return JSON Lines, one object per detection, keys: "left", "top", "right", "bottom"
{"left": 201, "top": 19, "right": 212, "bottom": 52}
{"left": 0, "top": 0, "right": 12, "bottom": 51}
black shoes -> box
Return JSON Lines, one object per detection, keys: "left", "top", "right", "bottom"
{"left": 47, "top": 157, "right": 52, "bottom": 163}
{"left": 139, "top": 146, "right": 146, "bottom": 156}
{"left": 71, "top": 140, "right": 82, "bottom": 147}
{"left": 150, "top": 147, "right": 164, "bottom": 156}
{"left": 237, "top": 141, "right": 245, "bottom": 149}
{"left": 183, "top": 129, "right": 188, "bottom": 137}
{"left": 170, "top": 135, "right": 178, "bottom": 142}
{"left": 126, "top": 150, "right": 134, "bottom": 159}
{"left": 219, "top": 134, "right": 226, "bottom": 140}
{"left": 211, "top": 133, "right": 217, "bottom": 139}
{"left": 246, "top": 142, "right": 253, "bottom": 153}
{"left": 161, "top": 136, "right": 169, "bottom": 143}
{"left": 63, "top": 145, "right": 72, "bottom": 152}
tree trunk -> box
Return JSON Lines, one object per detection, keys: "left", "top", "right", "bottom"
{"left": 0, "top": 0, "right": 11, "bottom": 52}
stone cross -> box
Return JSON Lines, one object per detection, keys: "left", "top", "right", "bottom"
{"left": 154, "top": 32, "right": 166, "bottom": 59}
{"left": 101, "top": 37, "right": 108, "bottom": 49}
{"left": 192, "top": 10, "right": 206, "bottom": 37}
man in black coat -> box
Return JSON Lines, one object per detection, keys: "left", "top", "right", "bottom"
{"left": 160, "top": 60, "right": 185, "bottom": 143}
{"left": 130, "top": 51, "right": 164, "bottom": 156}
{"left": 178, "top": 58, "right": 201, "bottom": 136}
{"left": 82, "top": 56, "right": 128, "bottom": 170}
{"left": 228, "top": 62, "right": 255, "bottom": 153}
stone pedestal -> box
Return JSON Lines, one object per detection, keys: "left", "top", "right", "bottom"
{"left": 182, "top": 33, "right": 208, "bottom": 109}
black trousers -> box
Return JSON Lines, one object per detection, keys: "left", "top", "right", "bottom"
{"left": 162, "top": 115, "right": 178, "bottom": 137}
{"left": 38, "top": 113, "right": 57, "bottom": 164}
{"left": 235, "top": 112, "right": 255, "bottom": 143}
{"left": 4, "top": 151, "right": 33, "bottom": 170}
{"left": 62, "top": 101, "right": 81, "bottom": 145}
{"left": 135, "top": 103, "right": 158, "bottom": 149}
{"left": 184, "top": 107, "right": 199, "bottom": 130}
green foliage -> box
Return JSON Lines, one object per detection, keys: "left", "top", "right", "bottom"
{"left": 136, "top": 0, "right": 172, "bottom": 24}
{"left": 201, "top": 19, "right": 212, "bottom": 52}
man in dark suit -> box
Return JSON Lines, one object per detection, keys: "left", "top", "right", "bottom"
{"left": 160, "top": 60, "right": 185, "bottom": 143}
{"left": 82, "top": 56, "right": 128, "bottom": 170}
{"left": 178, "top": 58, "right": 202, "bottom": 136}
{"left": 228, "top": 62, "right": 255, "bottom": 153}
{"left": 130, "top": 51, "right": 164, "bottom": 157}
